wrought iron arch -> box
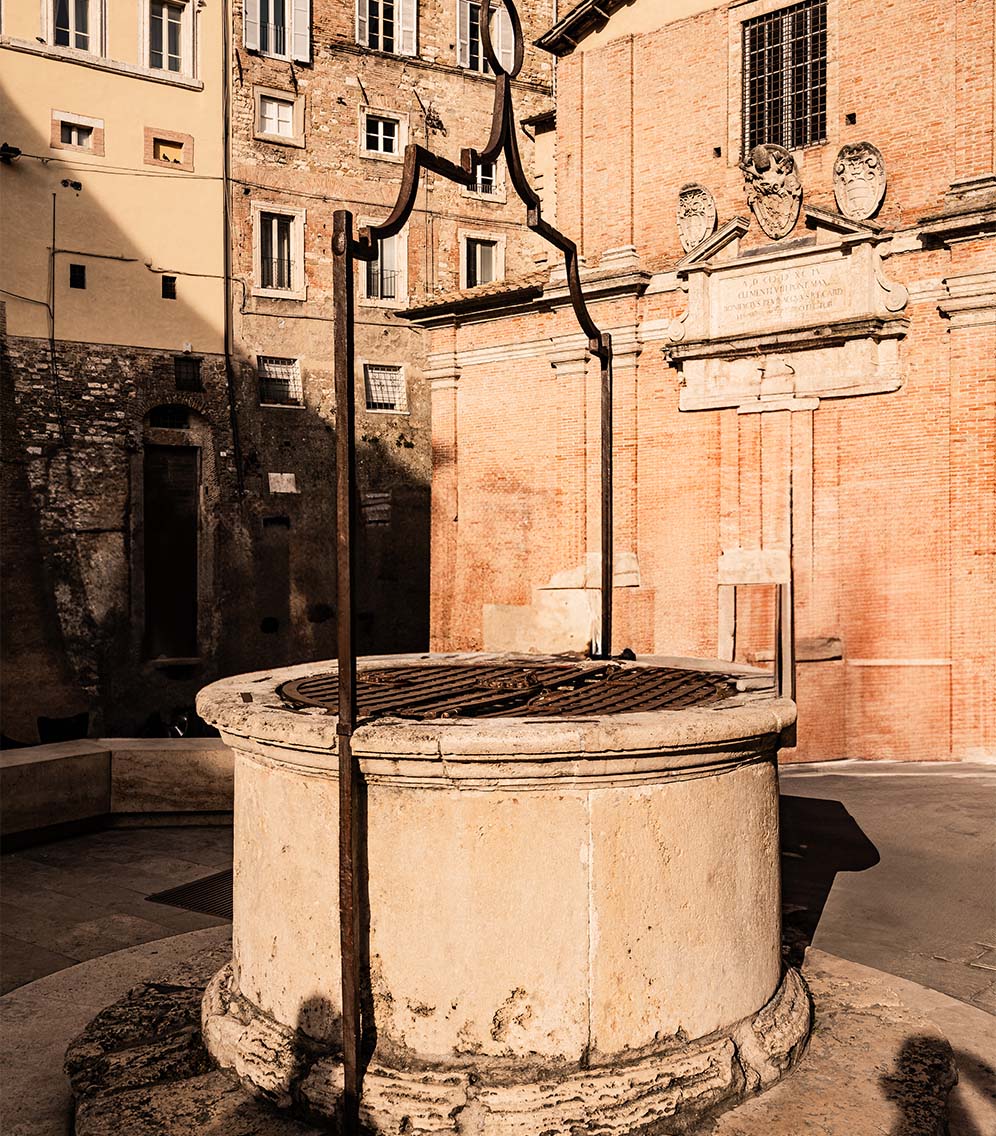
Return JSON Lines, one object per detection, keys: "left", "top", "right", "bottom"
{"left": 332, "top": 3, "right": 615, "bottom": 1127}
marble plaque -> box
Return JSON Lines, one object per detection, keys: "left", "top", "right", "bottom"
{"left": 713, "top": 259, "right": 851, "bottom": 336}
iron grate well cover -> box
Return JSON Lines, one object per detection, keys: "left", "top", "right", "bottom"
{"left": 280, "top": 662, "right": 740, "bottom": 722}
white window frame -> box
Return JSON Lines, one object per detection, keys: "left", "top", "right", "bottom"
{"left": 45, "top": 0, "right": 106, "bottom": 54}
{"left": 355, "top": 0, "right": 417, "bottom": 56}
{"left": 243, "top": 0, "right": 311, "bottom": 63}
{"left": 358, "top": 106, "right": 408, "bottom": 162}
{"left": 459, "top": 228, "right": 505, "bottom": 290}
{"left": 140, "top": 0, "right": 196, "bottom": 78}
{"left": 456, "top": 0, "right": 513, "bottom": 73}
{"left": 359, "top": 221, "right": 408, "bottom": 307}
{"left": 251, "top": 200, "right": 307, "bottom": 301}
{"left": 254, "top": 85, "right": 306, "bottom": 148}
{"left": 462, "top": 155, "right": 507, "bottom": 203}
{"left": 360, "top": 362, "right": 408, "bottom": 414}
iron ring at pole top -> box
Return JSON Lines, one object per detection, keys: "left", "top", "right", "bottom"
{"left": 481, "top": 0, "right": 524, "bottom": 80}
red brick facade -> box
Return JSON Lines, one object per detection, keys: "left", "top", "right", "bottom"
{"left": 412, "top": 0, "right": 996, "bottom": 761}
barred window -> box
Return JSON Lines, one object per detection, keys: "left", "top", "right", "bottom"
{"left": 258, "top": 356, "right": 303, "bottom": 406}
{"left": 742, "top": 0, "right": 826, "bottom": 155}
{"left": 174, "top": 355, "right": 202, "bottom": 390}
{"left": 363, "top": 364, "right": 407, "bottom": 412}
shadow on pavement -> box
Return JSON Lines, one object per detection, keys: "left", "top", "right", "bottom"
{"left": 880, "top": 1033, "right": 959, "bottom": 1135}
{"left": 780, "top": 794, "right": 880, "bottom": 968}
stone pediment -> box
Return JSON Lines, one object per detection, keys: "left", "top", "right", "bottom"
{"left": 665, "top": 214, "right": 909, "bottom": 412}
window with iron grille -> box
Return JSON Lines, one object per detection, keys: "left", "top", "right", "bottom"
{"left": 472, "top": 158, "right": 497, "bottom": 195}
{"left": 363, "top": 364, "right": 406, "bottom": 412}
{"left": 259, "top": 212, "right": 293, "bottom": 289}
{"left": 742, "top": 0, "right": 826, "bottom": 155}
{"left": 258, "top": 356, "right": 303, "bottom": 406}
{"left": 174, "top": 355, "right": 202, "bottom": 390}
{"left": 365, "top": 233, "right": 403, "bottom": 301}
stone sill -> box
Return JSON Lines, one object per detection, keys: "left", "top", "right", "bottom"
{"left": 665, "top": 315, "right": 910, "bottom": 363}
{"left": 0, "top": 37, "right": 204, "bottom": 90}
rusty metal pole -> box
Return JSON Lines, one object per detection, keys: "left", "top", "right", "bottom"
{"left": 332, "top": 208, "right": 361, "bottom": 1134}
{"left": 598, "top": 340, "right": 613, "bottom": 659}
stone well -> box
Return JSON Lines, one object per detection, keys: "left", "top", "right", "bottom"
{"left": 197, "top": 654, "right": 810, "bottom": 1134}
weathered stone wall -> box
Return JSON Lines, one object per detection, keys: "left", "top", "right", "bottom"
{"left": 223, "top": 0, "right": 556, "bottom": 700}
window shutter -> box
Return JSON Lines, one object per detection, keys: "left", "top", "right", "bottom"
{"left": 497, "top": 3, "right": 513, "bottom": 71}
{"left": 456, "top": 0, "right": 469, "bottom": 67}
{"left": 244, "top": 0, "right": 260, "bottom": 50}
{"left": 291, "top": 0, "right": 310, "bottom": 61}
{"left": 355, "top": 0, "right": 368, "bottom": 46}
{"left": 398, "top": 0, "right": 416, "bottom": 56}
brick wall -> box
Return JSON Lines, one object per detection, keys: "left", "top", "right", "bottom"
{"left": 416, "top": 0, "right": 996, "bottom": 761}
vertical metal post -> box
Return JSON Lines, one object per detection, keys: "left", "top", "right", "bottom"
{"left": 332, "top": 209, "right": 361, "bottom": 1133}
{"left": 598, "top": 343, "right": 613, "bottom": 659}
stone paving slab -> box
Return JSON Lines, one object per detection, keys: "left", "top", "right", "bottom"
{"left": 4, "top": 927, "right": 993, "bottom": 1136}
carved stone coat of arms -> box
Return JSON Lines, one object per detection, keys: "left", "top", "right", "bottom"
{"left": 741, "top": 143, "right": 803, "bottom": 240}
{"left": 676, "top": 183, "right": 717, "bottom": 252}
{"left": 833, "top": 142, "right": 887, "bottom": 220}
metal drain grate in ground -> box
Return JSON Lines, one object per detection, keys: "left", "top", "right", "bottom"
{"left": 146, "top": 869, "right": 233, "bottom": 920}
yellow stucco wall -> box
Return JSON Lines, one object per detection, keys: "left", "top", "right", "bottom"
{"left": 0, "top": 0, "right": 226, "bottom": 351}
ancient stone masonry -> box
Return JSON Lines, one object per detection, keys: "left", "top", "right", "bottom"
{"left": 227, "top": 0, "right": 556, "bottom": 683}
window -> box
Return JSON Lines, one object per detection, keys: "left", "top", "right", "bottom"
{"left": 154, "top": 138, "right": 183, "bottom": 163}
{"left": 463, "top": 157, "right": 505, "bottom": 201}
{"left": 258, "top": 356, "right": 304, "bottom": 406}
{"left": 356, "top": 0, "right": 416, "bottom": 56}
{"left": 252, "top": 202, "right": 307, "bottom": 299}
{"left": 260, "top": 214, "right": 292, "bottom": 289}
{"left": 54, "top": 0, "right": 89, "bottom": 49}
{"left": 363, "top": 113, "right": 398, "bottom": 156}
{"left": 148, "top": 404, "right": 191, "bottom": 429}
{"left": 60, "top": 122, "right": 92, "bottom": 148}
{"left": 244, "top": 0, "right": 311, "bottom": 62}
{"left": 161, "top": 275, "right": 177, "bottom": 299}
{"left": 52, "top": 111, "right": 105, "bottom": 155}
{"left": 174, "top": 356, "right": 202, "bottom": 390}
{"left": 457, "top": 0, "right": 513, "bottom": 73}
{"left": 150, "top": 0, "right": 184, "bottom": 71}
{"left": 742, "top": 0, "right": 826, "bottom": 154}
{"left": 364, "top": 233, "right": 404, "bottom": 302}
{"left": 260, "top": 95, "right": 292, "bottom": 137}
{"left": 254, "top": 87, "right": 306, "bottom": 147}
{"left": 69, "top": 264, "right": 86, "bottom": 289}
{"left": 463, "top": 236, "right": 499, "bottom": 288}
{"left": 144, "top": 127, "right": 194, "bottom": 171}
{"left": 363, "top": 364, "right": 407, "bottom": 412}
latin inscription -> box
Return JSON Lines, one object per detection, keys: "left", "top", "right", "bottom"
{"left": 714, "top": 262, "right": 851, "bottom": 335}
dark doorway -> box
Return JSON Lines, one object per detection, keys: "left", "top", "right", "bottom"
{"left": 144, "top": 444, "right": 199, "bottom": 658}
